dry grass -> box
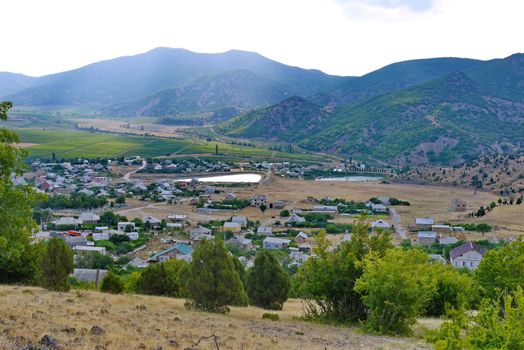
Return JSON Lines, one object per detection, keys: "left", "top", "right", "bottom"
{"left": 0, "top": 285, "right": 430, "bottom": 350}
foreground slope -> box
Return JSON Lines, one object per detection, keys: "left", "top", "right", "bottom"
{"left": 0, "top": 286, "right": 429, "bottom": 350}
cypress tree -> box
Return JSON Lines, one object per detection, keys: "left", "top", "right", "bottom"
{"left": 186, "top": 237, "right": 248, "bottom": 313}
{"left": 40, "top": 238, "right": 74, "bottom": 292}
{"left": 247, "top": 251, "right": 290, "bottom": 310}
{"left": 137, "top": 260, "right": 186, "bottom": 297}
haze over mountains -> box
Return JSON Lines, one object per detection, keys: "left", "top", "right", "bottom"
{"left": 1, "top": 48, "right": 523, "bottom": 165}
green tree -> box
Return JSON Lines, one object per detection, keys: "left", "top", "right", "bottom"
{"left": 40, "top": 238, "right": 74, "bottom": 292}
{"left": 476, "top": 223, "right": 492, "bottom": 235}
{"left": 115, "top": 195, "right": 126, "bottom": 205}
{"left": 246, "top": 251, "right": 290, "bottom": 310}
{"left": 279, "top": 210, "right": 290, "bottom": 217}
{"left": 100, "top": 271, "right": 125, "bottom": 294}
{"left": 137, "top": 259, "right": 187, "bottom": 297}
{"left": 475, "top": 241, "right": 524, "bottom": 299}
{"left": 425, "top": 263, "right": 475, "bottom": 317}
{"left": 186, "top": 237, "right": 248, "bottom": 312}
{"left": 292, "top": 214, "right": 392, "bottom": 323}
{"left": 0, "top": 102, "right": 44, "bottom": 283}
{"left": 355, "top": 248, "right": 436, "bottom": 335}
{"left": 232, "top": 255, "right": 246, "bottom": 287}
{"left": 259, "top": 204, "right": 267, "bottom": 213}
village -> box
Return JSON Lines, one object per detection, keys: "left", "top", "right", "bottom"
{"left": 15, "top": 154, "right": 522, "bottom": 286}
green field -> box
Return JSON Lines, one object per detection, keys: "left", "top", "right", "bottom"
{"left": 15, "top": 128, "right": 321, "bottom": 162}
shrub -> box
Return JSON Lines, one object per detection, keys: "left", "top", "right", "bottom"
{"left": 262, "top": 313, "right": 280, "bottom": 321}
{"left": 100, "top": 271, "right": 125, "bottom": 294}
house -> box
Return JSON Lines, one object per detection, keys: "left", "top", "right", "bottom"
{"left": 371, "top": 219, "right": 391, "bottom": 230}
{"left": 52, "top": 217, "right": 79, "bottom": 227}
{"left": 92, "top": 232, "right": 110, "bottom": 241}
{"left": 439, "top": 236, "right": 459, "bottom": 245}
{"left": 256, "top": 226, "right": 273, "bottom": 236}
{"left": 148, "top": 243, "right": 193, "bottom": 263}
{"left": 118, "top": 222, "right": 136, "bottom": 232}
{"left": 415, "top": 217, "right": 435, "bottom": 230}
{"left": 312, "top": 205, "right": 338, "bottom": 214}
{"left": 65, "top": 236, "right": 87, "bottom": 248}
{"left": 418, "top": 231, "right": 437, "bottom": 246}
{"left": 289, "top": 247, "right": 310, "bottom": 265}
{"left": 167, "top": 214, "right": 188, "bottom": 222}
{"left": 432, "top": 225, "right": 452, "bottom": 234}
{"left": 273, "top": 200, "right": 286, "bottom": 209}
{"left": 78, "top": 212, "right": 100, "bottom": 225}
{"left": 449, "top": 242, "right": 486, "bottom": 269}
{"left": 126, "top": 231, "right": 139, "bottom": 241}
{"left": 263, "top": 237, "right": 291, "bottom": 250}
{"left": 127, "top": 257, "right": 148, "bottom": 269}
{"left": 251, "top": 194, "right": 268, "bottom": 207}
{"left": 429, "top": 254, "right": 447, "bottom": 264}
{"left": 73, "top": 246, "right": 107, "bottom": 255}
{"left": 225, "top": 236, "right": 253, "bottom": 250}
{"left": 223, "top": 222, "right": 242, "bottom": 233}
{"left": 450, "top": 198, "right": 468, "bottom": 212}
{"left": 72, "top": 269, "right": 108, "bottom": 283}
{"left": 295, "top": 232, "right": 308, "bottom": 243}
{"left": 231, "top": 216, "right": 248, "bottom": 228}
{"left": 370, "top": 203, "right": 388, "bottom": 213}
{"left": 190, "top": 226, "right": 212, "bottom": 239}
{"left": 143, "top": 216, "right": 161, "bottom": 228}
{"left": 287, "top": 214, "right": 305, "bottom": 225}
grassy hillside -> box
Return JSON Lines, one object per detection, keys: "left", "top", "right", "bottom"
{"left": 222, "top": 73, "right": 524, "bottom": 165}
{"left": 0, "top": 72, "right": 36, "bottom": 98}
{"left": 0, "top": 285, "right": 430, "bottom": 350}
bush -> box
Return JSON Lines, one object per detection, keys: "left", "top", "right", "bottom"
{"left": 279, "top": 210, "right": 290, "bottom": 217}
{"left": 247, "top": 251, "right": 290, "bottom": 310}
{"left": 262, "top": 313, "right": 279, "bottom": 321}
{"left": 137, "top": 260, "right": 188, "bottom": 297}
{"left": 40, "top": 238, "right": 74, "bottom": 292}
{"left": 100, "top": 271, "right": 125, "bottom": 294}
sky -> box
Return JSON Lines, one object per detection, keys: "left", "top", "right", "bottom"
{"left": 0, "top": 0, "right": 523, "bottom": 77}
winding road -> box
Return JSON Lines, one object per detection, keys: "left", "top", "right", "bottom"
{"left": 389, "top": 208, "right": 408, "bottom": 240}
{"left": 123, "top": 159, "right": 147, "bottom": 182}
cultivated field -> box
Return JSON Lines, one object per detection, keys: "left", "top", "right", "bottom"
{"left": 0, "top": 285, "right": 431, "bottom": 350}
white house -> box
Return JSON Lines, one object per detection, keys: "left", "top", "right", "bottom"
{"left": 263, "top": 237, "right": 291, "bottom": 249}
{"left": 257, "top": 226, "right": 273, "bottom": 236}
{"left": 126, "top": 231, "right": 139, "bottom": 241}
{"left": 450, "top": 242, "right": 486, "bottom": 269}
{"left": 78, "top": 212, "right": 100, "bottom": 224}
{"left": 92, "top": 232, "right": 110, "bottom": 241}
{"left": 371, "top": 219, "right": 390, "bottom": 230}
{"left": 287, "top": 214, "right": 305, "bottom": 225}
{"left": 295, "top": 232, "right": 308, "bottom": 243}
{"left": 223, "top": 222, "right": 242, "bottom": 233}
{"left": 118, "top": 222, "right": 136, "bottom": 231}
{"left": 251, "top": 194, "right": 268, "bottom": 207}
{"left": 225, "top": 236, "right": 253, "bottom": 250}
{"left": 312, "top": 205, "right": 338, "bottom": 214}
{"left": 52, "top": 217, "right": 79, "bottom": 227}
{"left": 231, "top": 216, "right": 248, "bottom": 228}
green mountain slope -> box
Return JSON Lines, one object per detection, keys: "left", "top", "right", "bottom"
{"left": 99, "top": 70, "right": 291, "bottom": 117}
{"left": 222, "top": 73, "right": 524, "bottom": 165}
{"left": 312, "top": 57, "right": 481, "bottom": 106}
{"left": 8, "top": 48, "right": 345, "bottom": 107}
{"left": 218, "top": 96, "right": 330, "bottom": 141}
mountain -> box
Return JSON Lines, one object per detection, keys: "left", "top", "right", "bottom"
{"left": 311, "top": 57, "right": 482, "bottom": 106}
{"left": 0, "top": 72, "right": 37, "bottom": 98}
{"left": 222, "top": 72, "right": 524, "bottom": 165}
{"left": 100, "top": 69, "right": 291, "bottom": 117}
{"left": 8, "top": 48, "right": 346, "bottom": 108}
{"left": 219, "top": 96, "right": 330, "bottom": 141}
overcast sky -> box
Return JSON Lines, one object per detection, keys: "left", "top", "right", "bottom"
{"left": 1, "top": 0, "right": 522, "bottom": 77}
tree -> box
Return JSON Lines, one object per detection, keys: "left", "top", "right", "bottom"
{"left": 137, "top": 259, "right": 187, "bottom": 297}
{"left": 100, "top": 271, "right": 125, "bottom": 294}
{"left": 475, "top": 241, "right": 524, "bottom": 299}
{"left": 247, "top": 251, "right": 290, "bottom": 310}
{"left": 40, "top": 238, "right": 74, "bottom": 292}
{"left": 0, "top": 102, "right": 44, "bottom": 283}
{"left": 424, "top": 263, "right": 475, "bottom": 317}
{"left": 279, "top": 210, "right": 290, "bottom": 217}
{"left": 186, "top": 237, "right": 248, "bottom": 313}
{"left": 115, "top": 195, "right": 126, "bottom": 205}
{"left": 476, "top": 223, "right": 492, "bottom": 235}
{"left": 292, "top": 214, "right": 392, "bottom": 323}
{"left": 259, "top": 204, "right": 267, "bottom": 213}
{"left": 232, "top": 255, "right": 246, "bottom": 287}
{"left": 355, "top": 248, "right": 436, "bottom": 335}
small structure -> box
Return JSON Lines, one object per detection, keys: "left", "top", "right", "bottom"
{"left": 225, "top": 236, "right": 253, "bottom": 250}
{"left": 231, "top": 216, "right": 248, "bottom": 228}
{"left": 415, "top": 217, "right": 435, "bottom": 230}
{"left": 432, "top": 225, "right": 452, "bottom": 234}
{"left": 450, "top": 198, "right": 468, "bottom": 212}
{"left": 369, "top": 203, "right": 388, "bottom": 213}
{"left": 418, "top": 231, "right": 437, "bottom": 246}
{"left": 371, "top": 219, "right": 391, "bottom": 230}
{"left": 429, "top": 254, "right": 446, "bottom": 264}
{"left": 52, "top": 217, "right": 79, "bottom": 227}
{"left": 263, "top": 237, "right": 291, "bottom": 250}
{"left": 143, "top": 216, "right": 161, "bottom": 228}
{"left": 190, "top": 226, "right": 212, "bottom": 240}
{"left": 449, "top": 242, "right": 486, "bottom": 269}
{"left": 72, "top": 269, "right": 108, "bottom": 284}
{"left": 287, "top": 214, "right": 305, "bottom": 225}
{"left": 312, "top": 205, "right": 338, "bottom": 214}
{"left": 256, "top": 226, "right": 273, "bottom": 236}
{"left": 118, "top": 222, "right": 136, "bottom": 232}
{"left": 295, "top": 232, "right": 308, "bottom": 243}
{"left": 273, "top": 200, "right": 286, "bottom": 209}
{"left": 251, "top": 194, "right": 268, "bottom": 207}
{"left": 92, "top": 232, "right": 110, "bottom": 241}
{"left": 439, "top": 236, "right": 459, "bottom": 245}
{"left": 78, "top": 212, "right": 100, "bottom": 225}
{"left": 223, "top": 222, "right": 242, "bottom": 233}
{"left": 73, "top": 246, "right": 107, "bottom": 255}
